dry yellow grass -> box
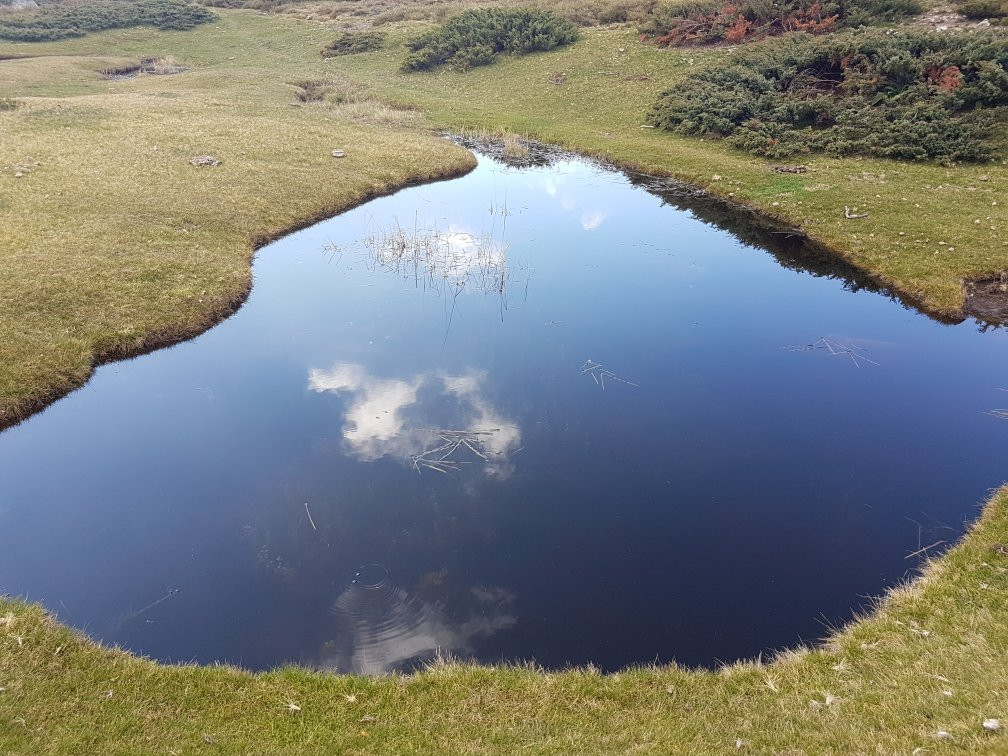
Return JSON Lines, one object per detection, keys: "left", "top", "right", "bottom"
{"left": 0, "top": 17, "right": 475, "bottom": 427}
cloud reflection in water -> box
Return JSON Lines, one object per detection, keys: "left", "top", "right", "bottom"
{"left": 320, "top": 568, "right": 517, "bottom": 675}
{"left": 308, "top": 364, "right": 521, "bottom": 478}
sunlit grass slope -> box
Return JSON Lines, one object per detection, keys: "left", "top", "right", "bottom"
{"left": 0, "top": 12, "right": 475, "bottom": 428}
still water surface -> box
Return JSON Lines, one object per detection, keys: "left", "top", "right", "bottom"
{"left": 2, "top": 151, "right": 1007, "bottom": 673}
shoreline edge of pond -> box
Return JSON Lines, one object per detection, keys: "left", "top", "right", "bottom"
{"left": 2, "top": 133, "right": 1003, "bottom": 436}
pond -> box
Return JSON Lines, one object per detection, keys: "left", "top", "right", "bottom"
{"left": 2, "top": 146, "right": 1007, "bottom": 674}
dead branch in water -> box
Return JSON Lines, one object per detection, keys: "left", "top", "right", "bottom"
{"left": 410, "top": 428, "right": 513, "bottom": 475}
{"left": 580, "top": 359, "right": 639, "bottom": 389}
{"left": 783, "top": 337, "right": 879, "bottom": 368}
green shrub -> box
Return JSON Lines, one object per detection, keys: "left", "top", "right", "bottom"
{"left": 401, "top": 8, "right": 579, "bottom": 72}
{"left": 647, "top": 29, "right": 1008, "bottom": 163}
{"left": 639, "top": 0, "right": 920, "bottom": 46}
{"left": 321, "top": 30, "right": 385, "bottom": 57}
{"left": 0, "top": 0, "right": 214, "bottom": 42}
{"left": 957, "top": 0, "right": 1008, "bottom": 17}
{"left": 0, "top": 97, "right": 18, "bottom": 111}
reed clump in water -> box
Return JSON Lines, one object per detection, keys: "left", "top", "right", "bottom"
{"left": 351, "top": 218, "right": 528, "bottom": 298}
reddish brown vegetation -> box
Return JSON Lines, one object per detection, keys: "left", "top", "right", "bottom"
{"left": 643, "top": 1, "right": 838, "bottom": 46}
{"left": 927, "top": 64, "right": 964, "bottom": 91}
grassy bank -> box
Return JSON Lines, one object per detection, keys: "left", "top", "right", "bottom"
{"left": 2, "top": 11, "right": 1006, "bottom": 426}
{"left": 0, "top": 13, "right": 476, "bottom": 428}
{"left": 331, "top": 22, "right": 1007, "bottom": 315}
{"left": 1, "top": 9, "right": 1008, "bottom": 753}
{"left": 1, "top": 486, "right": 1006, "bottom": 753}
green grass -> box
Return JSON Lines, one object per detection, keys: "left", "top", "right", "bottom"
{"left": 330, "top": 22, "right": 1008, "bottom": 317}
{"left": 1, "top": 9, "right": 1008, "bottom": 753}
{"left": 0, "top": 12, "right": 476, "bottom": 428}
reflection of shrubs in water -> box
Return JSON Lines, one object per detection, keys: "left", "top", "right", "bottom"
{"left": 449, "top": 130, "right": 568, "bottom": 168}
{"left": 401, "top": 8, "right": 579, "bottom": 72}
{"left": 321, "top": 30, "right": 386, "bottom": 57}
{"left": 647, "top": 29, "right": 1008, "bottom": 162}
{"left": 0, "top": 0, "right": 214, "bottom": 41}
{"left": 628, "top": 171, "right": 888, "bottom": 296}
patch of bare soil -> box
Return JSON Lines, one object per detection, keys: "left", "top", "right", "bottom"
{"left": 964, "top": 274, "right": 1008, "bottom": 324}
{"left": 909, "top": 4, "right": 995, "bottom": 31}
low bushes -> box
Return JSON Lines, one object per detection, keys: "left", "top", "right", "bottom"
{"left": 0, "top": 0, "right": 214, "bottom": 42}
{"left": 639, "top": 0, "right": 920, "bottom": 46}
{"left": 321, "top": 30, "right": 385, "bottom": 57}
{"left": 401, "top": 8, "right": 578, "bottom": 71}
{"left": 647, "top": 29, "right": 1008, "bottom": 162}
{"left": 956, "top": 0, "right": 1008, "bottom": 19}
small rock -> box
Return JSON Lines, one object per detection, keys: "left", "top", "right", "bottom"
{"left": 331, "top": 149, "right": 346, "bottom": 158}
{"left": 935, "top": 730, "right": 952, "bottom": 740}
{"left": 190, "top": 155, "right": 221, "bottom": 167}
{"left": 977, "top": 18, "right": 991, "bottom": 27}
{"left": 14, "top": 171, "right": 23, "bottom": 178}
{"left": 984, "top": 719, "right": 1001, "bottom": 732}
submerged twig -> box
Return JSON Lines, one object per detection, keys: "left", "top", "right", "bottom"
{"left": 580, "top": 359, "right": 639, "bottom": 388}
{"left": 304, "top": 502, "right": 318, "bottom": 531}
{"left": 411, "top": 428, "right": 510, "bottom": 475}
{"left": 783, "top": 337, "right": 879, "bottom": 367}
{"left": 122, "top": 588, "right": 180, "bottom": 624}
{"left": 905, "top": 540, "right": 946, "bottom": 560}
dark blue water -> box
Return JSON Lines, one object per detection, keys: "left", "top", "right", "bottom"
{"left": 1, "top": 152, "right": 1006, "bottom": 673}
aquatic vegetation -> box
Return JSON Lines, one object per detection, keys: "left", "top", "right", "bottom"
{"left": 401, "top": 8, "right": 579, "bottom": 72}
{"left": 351, "top": 218, "right": 529, "bottom": 299}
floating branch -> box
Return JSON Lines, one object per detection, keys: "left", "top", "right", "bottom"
{"left": 782, "top": 337, "right": 879, "bottom": 368}
{"left": 410, "top": 428, "right": 508, "bottom": 475}
{"left": 580, "top": 359, "right": 639, "bottom": 389}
